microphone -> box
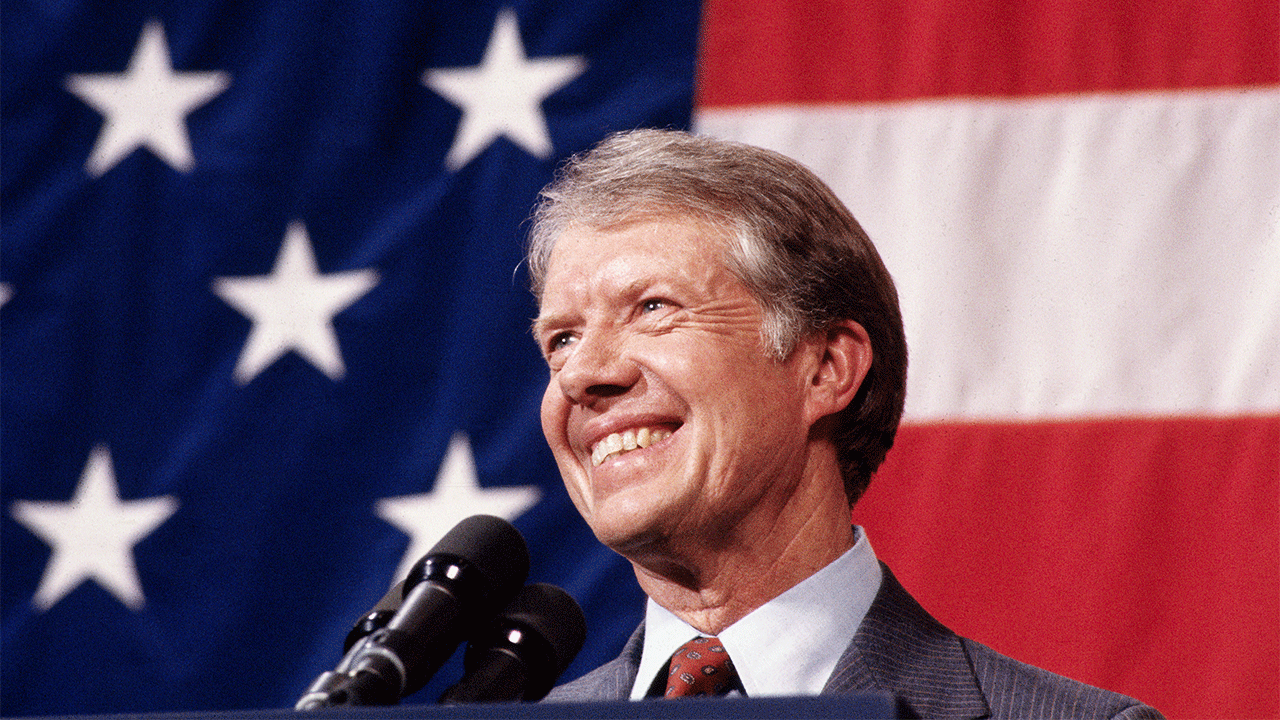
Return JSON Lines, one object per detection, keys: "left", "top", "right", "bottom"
{"left": 296, "top": 515, "right": 530, "bottom": 709}
{"left": 439, "top": 583, "right": 587, "bottom": 704}
{"left": 343, "top": 579, "right": 403, "bottom": 653}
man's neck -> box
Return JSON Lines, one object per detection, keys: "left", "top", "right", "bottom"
{"left": 626, "top": 477, "right": 856, "bottom": 635}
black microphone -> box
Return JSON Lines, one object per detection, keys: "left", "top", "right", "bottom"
{"left": 296, "top": 515, "right": 530, "bottom": 709}
{"left": 342, "top": 579, "right": 403, "bottom": 653}
{"left": 439, "top": 582, "right": 587, "bottom": 704}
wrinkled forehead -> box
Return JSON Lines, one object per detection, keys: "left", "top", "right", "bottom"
{"left": 536, "top": 212, "right": 737, "bottom": 303}
{"left": 532, "top": 201, "right": 741, "bottom": 292}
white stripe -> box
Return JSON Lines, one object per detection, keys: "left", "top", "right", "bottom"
{"left": 696, "top": 88, "right": 1280, "bottom": 421}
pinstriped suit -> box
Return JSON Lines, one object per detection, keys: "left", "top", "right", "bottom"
{"left": 545, "top": 564, "right": 1164, "bottom": 719}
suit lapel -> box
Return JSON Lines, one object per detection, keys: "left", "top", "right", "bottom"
{"left": 604, "top": 624, "right": 646, "bottom": 697}
{"left": 545, "top": 623, "right": 644, "bottom": 701}
{"left": 824, "top": 563, "right": 990, "bottom": 719}
{"left": 554, "top": 563, "right": 990, "bottom": 714}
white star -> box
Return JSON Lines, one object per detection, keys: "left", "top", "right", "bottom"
{"left": 376, "top": 433, "right": 541, "bottom": 583}
{"left": 212, "top": 221, "right": 379, "bottom": 384}
{"left": 65, "top": 19, "right": 230, "bottom": 177}
{"left": 9, "top": 445, "right": 178, "bottom": 612}
{"left": 424, "top": 8, "right": 586, "bottom": 170}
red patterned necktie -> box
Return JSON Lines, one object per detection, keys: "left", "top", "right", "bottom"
{"left": 664, "top": 636, "right": 738, "bottom": 697}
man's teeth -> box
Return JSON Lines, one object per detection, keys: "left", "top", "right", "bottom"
{"left": 590, "top": 428, "right": 672, "bottom": 466}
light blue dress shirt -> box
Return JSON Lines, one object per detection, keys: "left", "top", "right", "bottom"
{"left": 629, "top": 526, "right": 882, "bottom": 699}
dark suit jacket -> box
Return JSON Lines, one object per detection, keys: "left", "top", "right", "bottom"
{"left": 545, "top": 564, "right": 1163, "bottom": 719}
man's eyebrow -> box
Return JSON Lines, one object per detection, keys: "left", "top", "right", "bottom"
{"left": 529, "top": 277, "right": 658, "bottom": 337}
{"left": 530, "top": 313, "right": 566, "bottom": 338}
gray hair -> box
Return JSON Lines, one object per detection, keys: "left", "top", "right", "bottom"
{"left": 527, "top": 129, "right": 907, "bottom": 504}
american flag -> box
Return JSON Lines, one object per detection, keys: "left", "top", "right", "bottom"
{"left": 2, "top": 1, "right": 1276, "bottom": 718}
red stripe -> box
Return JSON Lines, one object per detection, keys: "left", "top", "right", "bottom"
{"left": 696, "top": 0, "right": 1280, "bottom": 106}
{"left": 854, "top": 415, "right": 1280, "bottom": 720}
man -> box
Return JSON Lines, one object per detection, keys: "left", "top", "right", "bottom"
{"left": 527, "top": 129, "right": 1161, "bottom": 719}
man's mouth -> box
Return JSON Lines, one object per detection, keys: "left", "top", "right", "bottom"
{"left": 590, "top": 427, "right": 674, "bottom": 466}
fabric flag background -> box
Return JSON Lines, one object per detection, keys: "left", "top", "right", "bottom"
{"left": 1, "top": 2, "right": 1275, "bottom": 720}
{"left": 694, "top": 2, "right": 1279, "bottom": 719}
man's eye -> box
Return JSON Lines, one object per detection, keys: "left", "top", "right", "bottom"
{"left": 641, "top": 298, "right": 667, "bottom": 313}
{"left": 547, "top": 332, "right": 576, "bottom": 353}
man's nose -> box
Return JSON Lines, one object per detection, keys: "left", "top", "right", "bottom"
{"left": 555, "top": 331, "right": 638, "bottom": 406}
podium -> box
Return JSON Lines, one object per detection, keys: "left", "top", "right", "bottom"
{"left": 29, "top": 695, "right": 897, "bottom": 719}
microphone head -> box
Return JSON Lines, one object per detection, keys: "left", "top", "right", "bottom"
{"left": 451, "top": 582, "right": 586, "bottom": 702}
{"left": 342, "top": 580, "right": 404, "bottom": 653}
{"left": 497, "top": 583, "right": 586, "bottom": 682}
{"left": 404, "top": 515, "right": 530, "bottom": 614}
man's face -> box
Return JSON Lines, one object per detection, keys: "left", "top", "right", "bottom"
{"left": 535, "top": 215, "right": 819, "bottom": 556}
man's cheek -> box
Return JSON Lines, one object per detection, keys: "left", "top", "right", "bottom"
{"left": 539, "top": 388, "right": 564, "bottom": 444}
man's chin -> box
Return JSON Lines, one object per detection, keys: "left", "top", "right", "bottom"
{"left": 584, "top": 505, "right": 675, "bottom": 559}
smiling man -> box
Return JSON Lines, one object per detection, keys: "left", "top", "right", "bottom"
{"left": 528, "top": 129, "right": 1161, "bottom": 719}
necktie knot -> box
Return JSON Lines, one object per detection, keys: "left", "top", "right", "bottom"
{"left": 664, "top": 636, "right": 738, "bottom": 697}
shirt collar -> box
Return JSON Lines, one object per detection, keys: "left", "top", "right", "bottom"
{"left": 629, "top": 526, "right": 882, "bottom": 699}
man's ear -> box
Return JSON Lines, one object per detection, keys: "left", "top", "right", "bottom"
{"left": 803, "top": 319, "right": 873, "bottom": 426}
